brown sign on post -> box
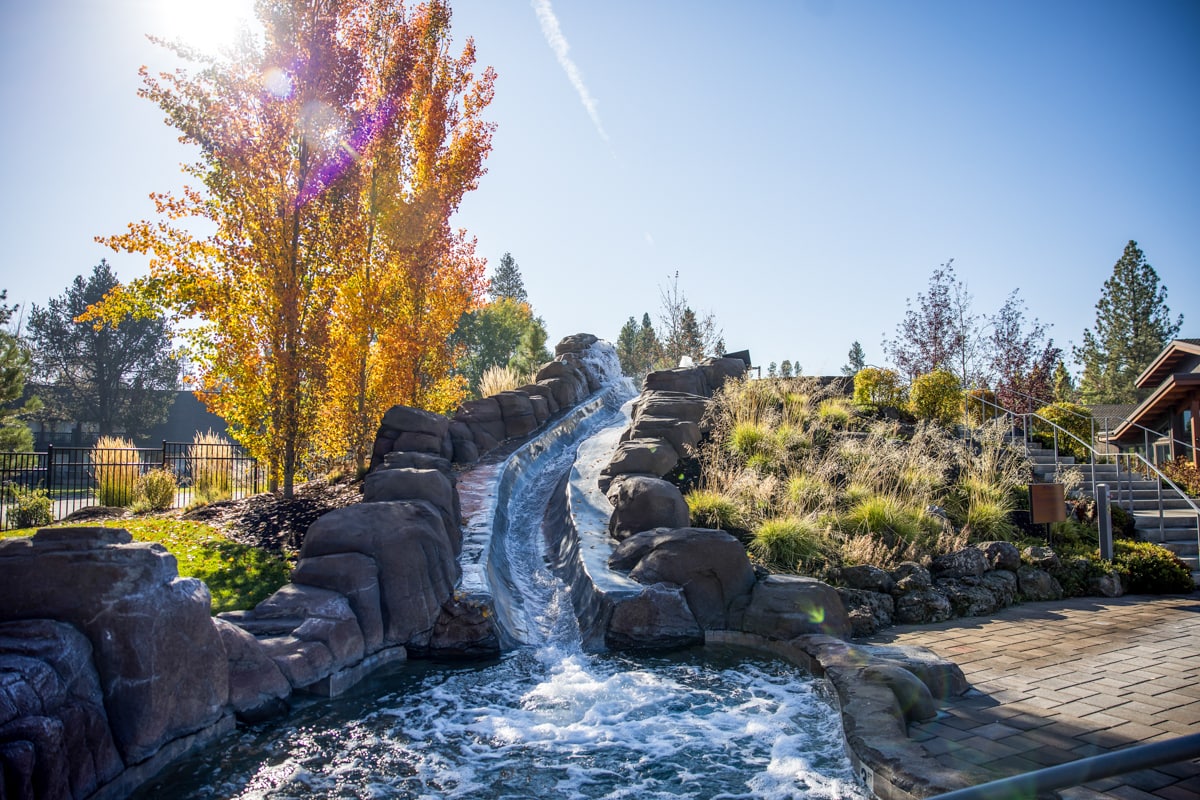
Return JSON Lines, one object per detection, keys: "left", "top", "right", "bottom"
{"left": 1029, "top": 483, "right": 1067, "bottom": 524}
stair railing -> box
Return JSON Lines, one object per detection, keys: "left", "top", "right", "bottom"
{"left": 967, "top": 394, "right": 1198, "bottom": 536}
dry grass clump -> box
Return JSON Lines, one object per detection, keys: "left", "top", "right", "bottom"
{"left": 478, "top": 364, "right": 527, "bottom": 397}
{"left": 190, "top": 430, "right": 235, "bottom": 505}
{"left": 689, "top": 376, "right": 1031, "bottom": 577}
{"left": 92, "top": 436, "right": 140, "bottom": 507}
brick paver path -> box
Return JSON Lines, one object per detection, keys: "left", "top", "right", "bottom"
{"left": 863, "top": 594, "right": 1200, "bottom": 799}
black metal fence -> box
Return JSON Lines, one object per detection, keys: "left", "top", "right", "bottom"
{"left": 0, "top": 441, "right": 262, "bottom": 531}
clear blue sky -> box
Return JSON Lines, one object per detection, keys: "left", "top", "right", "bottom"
{"left": 1, "top": 0, "right": 1197, "bottom": 376}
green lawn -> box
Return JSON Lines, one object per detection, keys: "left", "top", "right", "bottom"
{"left": 1, "top": 518, "right": 291, "bottom": 613}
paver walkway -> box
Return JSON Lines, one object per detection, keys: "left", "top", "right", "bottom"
{"left": 863, "top": 593, "right": 1200, "bottom": 799}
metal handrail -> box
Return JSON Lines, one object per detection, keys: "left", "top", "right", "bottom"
{"left": 966, "top": 395, "right": 1198, "bottom": 553}
{"left": 928, "top": 732, "right": 1200, "bottom": 800}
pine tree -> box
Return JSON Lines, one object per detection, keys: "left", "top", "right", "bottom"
{"left": 1075, "top": 241, "right": 1182, "bottom": 404}
{"left": 1052, "top": 360, "right": 1075, "bottom": 403}
{"left": 616, "top": 317, "right": 639, "bottom": 376}
{"left": 768, "top": 362, "right": 778, "bottom": 378}
{"left": 842, "top": 341, "right": 866, "bottom": 376}
{"left": 0, "top": 290, "right": 36, "bottom": 451}
{"left": 779, "top": 360, "right": 793, "bottom": 378}
{"left": 636, "top": 313, "right": 662, "bottom": 374}
{"left": 489, "top": 252, "right": 528, "bottom": 304}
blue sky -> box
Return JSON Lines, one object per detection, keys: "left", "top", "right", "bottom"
{"left": 1, "top": 0, "right": 1197, "bottom": 376}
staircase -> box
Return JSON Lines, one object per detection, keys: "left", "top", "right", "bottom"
{"left": 1026, "top": 440, "right": 1200, "bottom": 581}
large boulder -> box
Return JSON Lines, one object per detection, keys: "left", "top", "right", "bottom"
{"left": 643, "top": 367, "right": 709, "bottom": 397}
{"left": 739, "top": 575, "right": 852, "bottom": 640}
{"left": 495, "top": 391, "right": 538, "bottom": 439}
{"left": 380, "top": 405, "right": 451, "bottom": 438}
{"left": 930, "top": 547, "right": 990, "bottom": 580}
{"left": 599, "top": 438, "right": 680, "bottom": 492}
{"left": 700, "top": 357, "right": 747, "bottom": 393}
{"left": 836, "top": 588, "right": 895, "bottom": 637}
{"left": 290, "top": 553, "right": 384, "bottom": 653}
{"left": 836, "top": 565, "right": 896, "bottom": 594}
{"left": 455, "top": 398, "right": 507, "bottom": 445}
{"left": 252, "top": 584, "right": 365, "bottom": 670}
{"left": 610, "top": 528, "right": 756, "bottom": 630}
{"left": 976, "top": 541, "right": 1021, "bottom": 572}
{"left": 606, "top": 476, "right": 689, "bottom": 541}
{"left": 0, "top": 620, "right": 123, "bottom": 799}
{"left": 555, "top": 333, "right": 598, "bottom": 356}
{"left": 934, "top": 577, "right": 1000, "bottom": 618}
{"left": 362, "top": 468, "right": 461, "bottom": 555}
{"left": 301, "top": 502, "right": 459, "bottom": 649}
{"left": 0, "top": 528, "right": 229, "bottom": 765}
{"left": 1017, "top": 566, "right": 1063, "bottom": 601}
{"left": 606, "top": 584, "right": 702, "bottom": 649}
{"left": 429, "top": 594, "right": 500, "bottom": 659}
{"left": 893, "top": 588, "right": 953, "bottom": 625}
{"left": 981, "top": 570, "right": 1019, "bottom": 608}
{"left": 211, "top": 619, "right": 291, "bottom": 724}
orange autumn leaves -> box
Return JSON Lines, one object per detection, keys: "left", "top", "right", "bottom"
{"left": 89, "top": 0, "right": 494, "bottom": 495}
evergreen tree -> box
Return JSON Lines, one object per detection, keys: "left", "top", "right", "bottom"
{"left": 1052, "top": 360, "right": 1076, "bottom": 403}
{"left": 636, "top": 313, "right": 662, "bottom": 374}
{"left": 488, "top": 252, "right": 528, "bottom": 304}
{"left": 451, "top": 297, "right": 542, "bottom": 396}
{"left": 779, "top": 360, "right": 793, "bottom": 378}
{"left": 842, "top": 341, "right": 866, "bottom": 376}
{"left": 0, "top": 291, "right": 36, "bottom": 451}
{"left": 1075, "top": 241, "right": 1182, "bottom": 404}
{"left": 768, "top": 362, "right": 778, "bottom": 378}
{"left": 509, "top": 317, "right": 552, "bottom": 378}
{"left": 27, "top": 262, "right": 178, "bottom": 441}
{"left": 616, "top": 317, "right": 639, "bottom": 376}
{"left": 657, "top": 272, "right": 723, "bottom": 366}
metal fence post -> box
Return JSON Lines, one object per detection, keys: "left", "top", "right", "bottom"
{"left": 45, "top": 444, "right": 54, "bottom": 492}
{"left": 1096, "top": 483, "right": 1113, "bottom": 561}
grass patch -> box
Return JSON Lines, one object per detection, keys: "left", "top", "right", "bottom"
{"left": 750, "top": 516, "right": 832, "bottom": 570}
{"left": 0, "top": 518, "right": 290, "bottom": 613}
{"left": 685, "top": 489, "right": 745, "bottom": 531}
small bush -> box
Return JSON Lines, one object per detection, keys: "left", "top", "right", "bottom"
{"left": 751, "top": 516, "right": 832, "bottom": 570}
{"left": 853, "top": 367, "right": 904, "bottom": 409}
{"left": 1032, "top": 402, "right": 1094, "bottom": 462}
{"left": 686, "top": 489, "right": 745, "bottom": 531}
{"left": 479, "top": 364, "right": 525, "bottom": 397}
{"left": 1160, "top": 457, "right": 1200, "bottom": 497}
{"left": 842, "top": 494, "right": 935, "bottom": 545}
{"left": 908, "top": 369, "right": 963, "bottom": 425}
{"left": 787, "top": 474, "right": 829, "bottom": 514}
{"left": 133, "top": 469, "right": 178, "bottom": 513}
{"left": 11, "top": 488, "right": 52, "bottom": 528}
{"left": 92, "top": 436, "right": 139, "bottom": 507}
{"left": 1113, "top": 540, "right": 1194, "bottom": 594}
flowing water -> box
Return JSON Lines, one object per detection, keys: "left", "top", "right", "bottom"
{"left": 137, "top": 363, "right": 868, "bottom": 800}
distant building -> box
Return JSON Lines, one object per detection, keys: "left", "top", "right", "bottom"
{"left": 26, "top": 389, "right": 228, "bottom": 449}
{"left": 1106, "top": 339, "right": 1200, "bottom": 468}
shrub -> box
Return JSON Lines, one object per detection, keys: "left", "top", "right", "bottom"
{"left": 908, "top": 369, "right": 963, "bottom": 426}
{"left": 11, "top": 488, "right": 52, "bottom": 528}
{"left": 750, "top": 516, "right": 832, "bottom": 570}
{"left": 479, "top": 364, "right": 525, "bottom": 397}
{"left": 853, "top": 367, "right": 904, "bottom": 409}
{"left": 842, "top": 494, "right": 935, "bottom": 545}
{"left": 190, "top": 430, "right": 234, "bottom": 504}
{"left": 686, "top": 489, "right": 745, "bottom": 531}
{"left": 1160, "top": 457, "right": 1200, "bottom": 497}
{"left": 1113, "top": 540, "right": 1194, "bottom": 594}
{"left": 92, "top": 436, "right": 139, "bottom": 507}
{"left": 133, "top": 469, "right": 178, "bottom": 513}
{"left": 1032, "top": 402, "right": 1094, "bottom": 463}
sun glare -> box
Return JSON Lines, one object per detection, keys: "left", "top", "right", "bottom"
{"left": 147, "top": 0, "right": 258, "bottom": 56}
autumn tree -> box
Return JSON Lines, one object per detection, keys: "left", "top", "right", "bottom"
{"left": 1075, "top": 240, "right": 1182, "bottom": 404}
{"left": 90, "top": 0, "right": 494, "bottom": 490}
{"left": 884, "top": 260, "right": 982, "bottom": 386}
{"left": 842, "top": 341, "right": 866, "bottom": 376}
{"left": 986, "top": 290, "right": 1060, "bottom": 413}
{"left": 28, "top": 261, "right": 179, "bottom": 442}
{"left": 0, "top": 291, "right": 36, "bottom": 451}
